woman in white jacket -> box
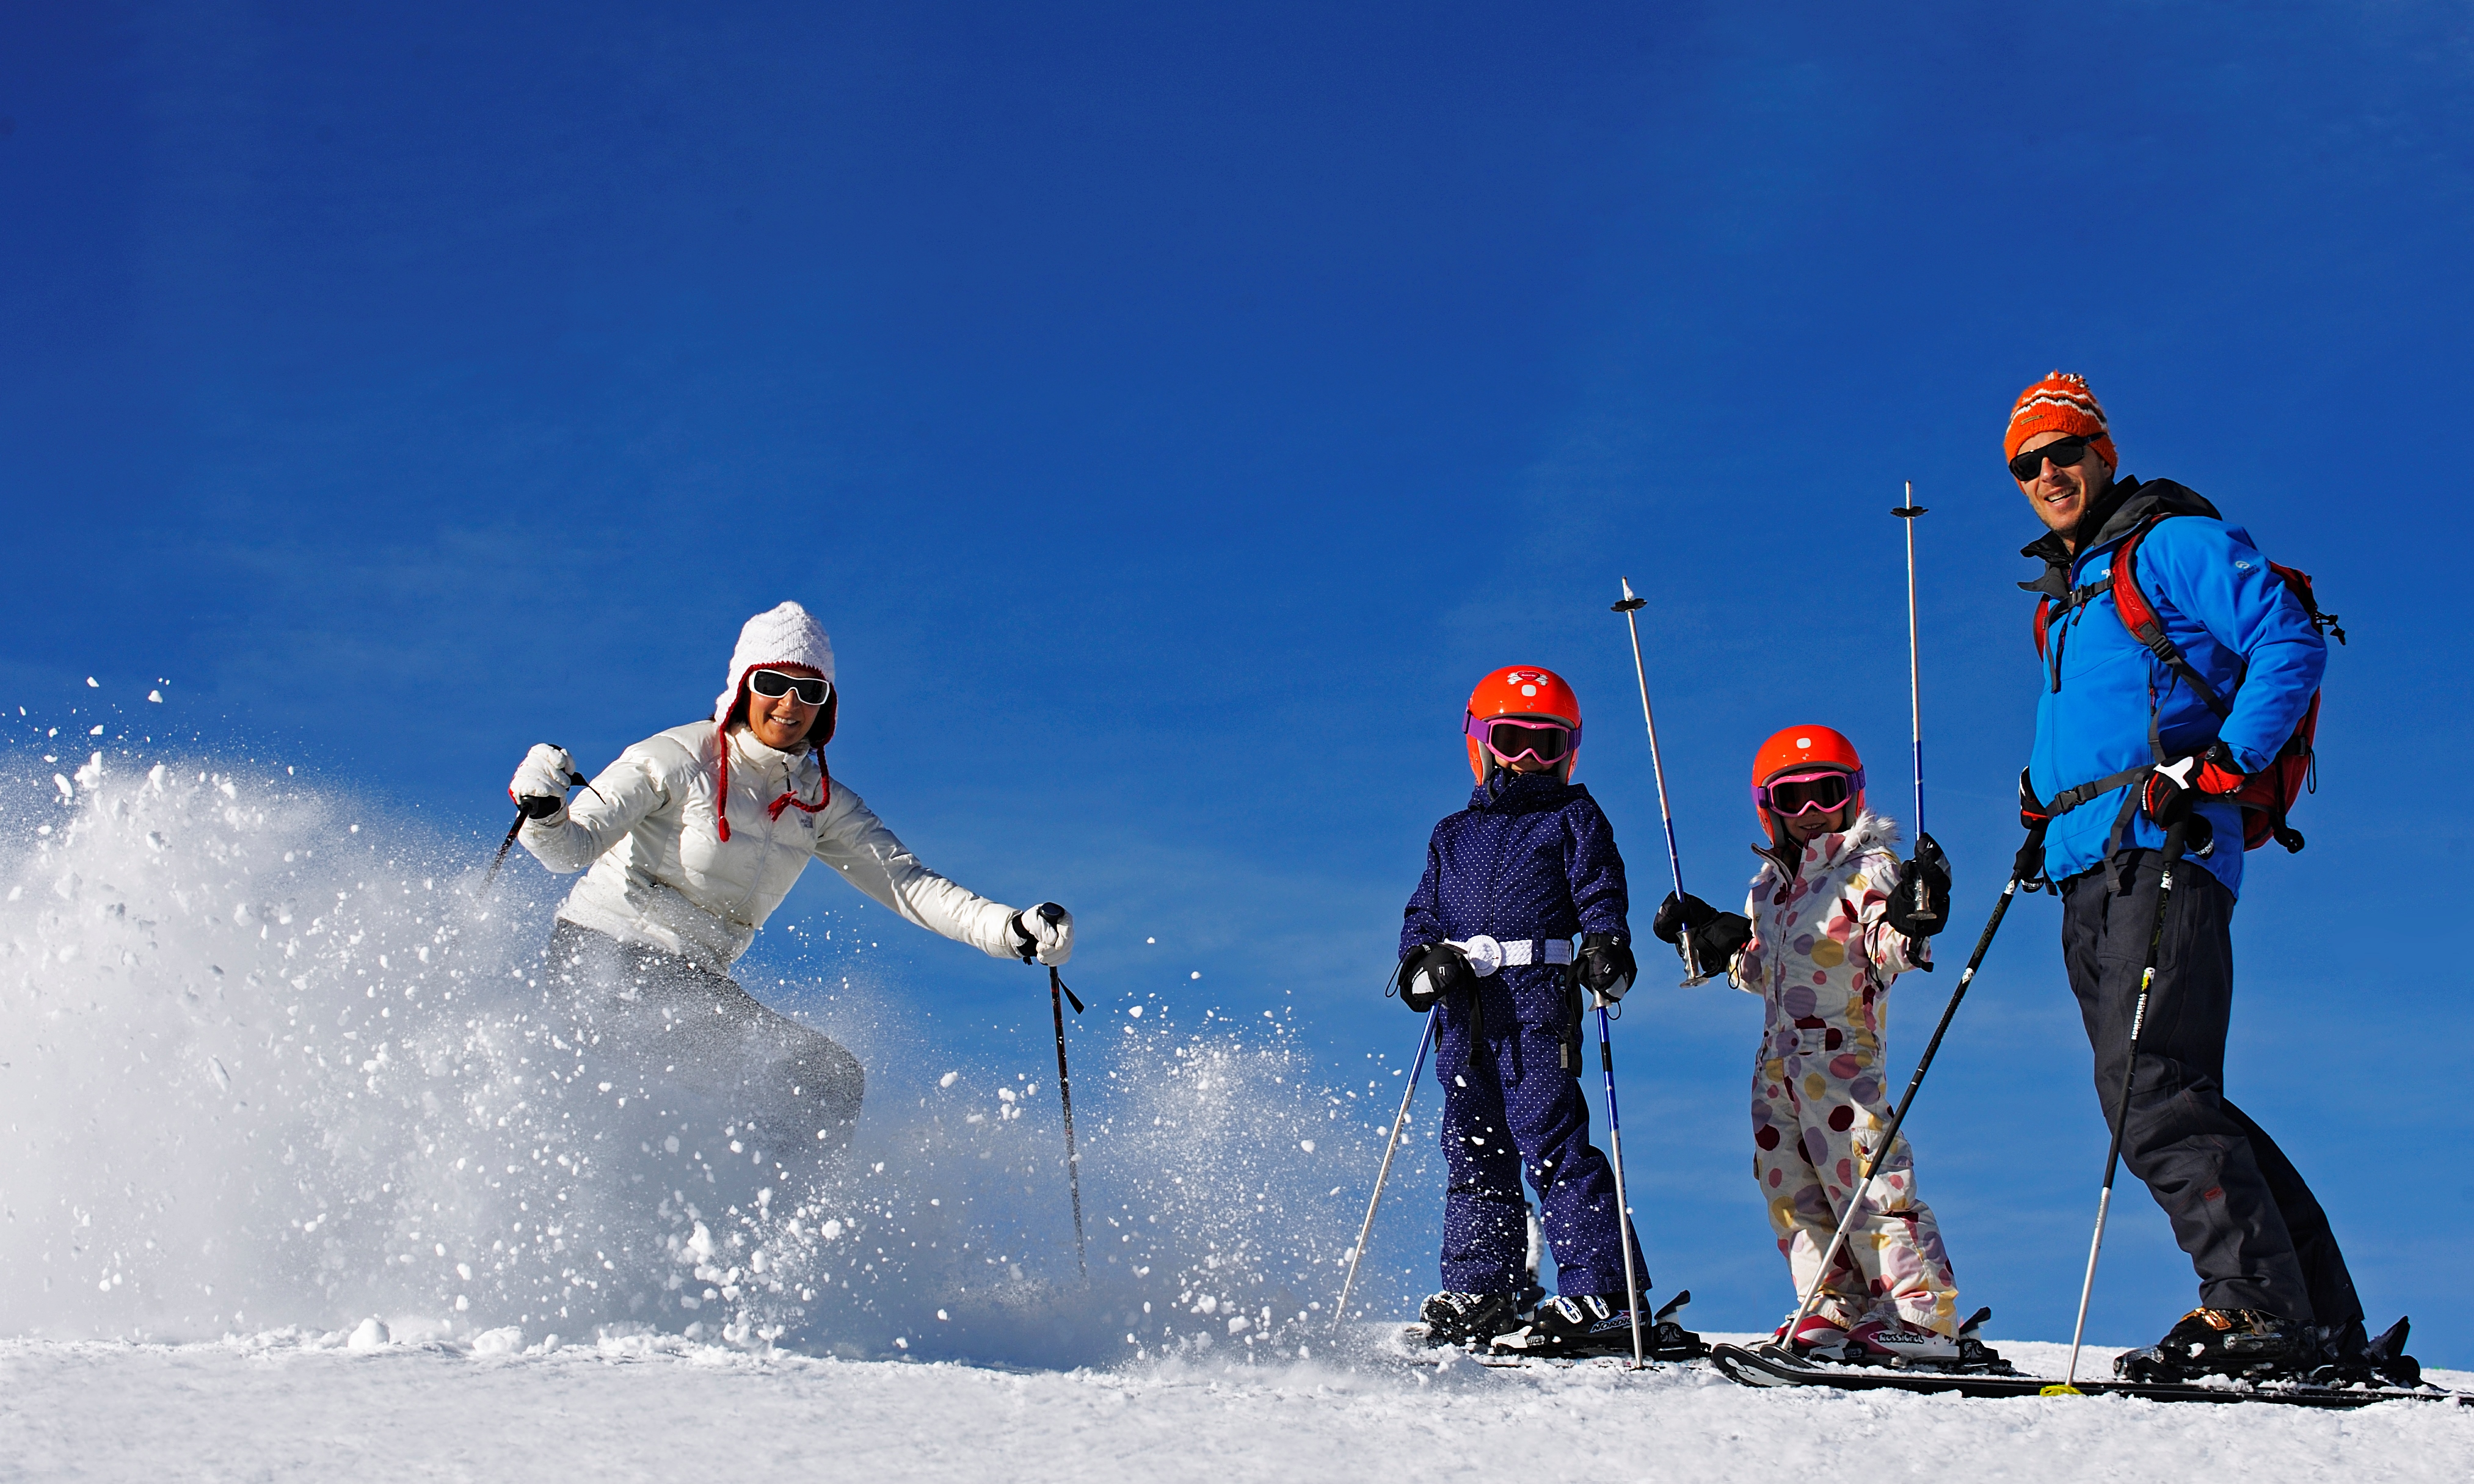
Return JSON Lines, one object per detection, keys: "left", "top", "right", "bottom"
{"left": 506, "top": 601, "right": 1072, "bottom": 1151}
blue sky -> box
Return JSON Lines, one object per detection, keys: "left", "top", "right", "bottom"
{"left": 6, "top": 1, "right": 2472, "bottom": 1361}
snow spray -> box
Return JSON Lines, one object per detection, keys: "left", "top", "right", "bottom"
{"left": 0, "top": 745, "right": 1408, "bottom": 1369}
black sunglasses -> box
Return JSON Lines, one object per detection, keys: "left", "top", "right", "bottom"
{"left": 749, "top": 669, "right": 831, "bottom": 706}
{"left": 2009, "top": 434, "right": 2097, "bottom": 483}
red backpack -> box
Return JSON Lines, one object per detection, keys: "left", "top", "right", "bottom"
{"left": 2032, "top": 514, "right": 2344, "bottom": 853}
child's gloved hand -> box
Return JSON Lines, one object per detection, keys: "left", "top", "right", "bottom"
{"left": 1690, "top": 913, "right": 1752, "bottom": 970}
{"left": 1574, "top": 933, "right": 1635, "bottom": 1002}
{"left": 1651, "top": 891, "right": 1715, "bottom": 944}
{"left": 1396, "top": 943, "right": 1475, "bottom": 1012}
{"left": 1883, "top": 833, "right": 1951, "bottom": 939}
{"left": 1654, "top": 892, "right": 1751, "bottom": 972}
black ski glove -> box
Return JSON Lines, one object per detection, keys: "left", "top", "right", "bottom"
{"left": 1883, "top": 832, "right": 1951, "bottom": 939}
{"left": 1653, "top": 892, "right": 1750, "bottom": 973}
{"left": 2017, "top": 766, "right": 2050, "bottom": 833}
{"left": 1651, "top": 891, "right": 1714, "bottom": 944}
{"left": 1574, "top": 932, "right": 1635, "bottom": 1003}
{"left": 2013, "top": 768, "right": 2053, "bottom": 886}
{"left": 2012, "top": 826, "right": 2049, "bottom": 888}
{"left": 1396, "top": 942, "right": 1475, "bottom": 1013}
{"left": 1689, "top": 912, "right": 1752, "bottom": 971}
{"left": 2142, "top": 740, "right": 2246, "bottom": 828}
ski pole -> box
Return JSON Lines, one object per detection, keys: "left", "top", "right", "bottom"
{"left": 1024, "top": 903, "right": 1089, "bottom": 1278}
{"left": 482, "top": 758, "right": 594, "bottom": 892}
{"left": 1771, "top": 871, "right": 2028, "bottom": 1352}
{"left": 482, "top": 812, "right": 527, "bottom": 890}
{"left": 1610, "top": 578, "right": 1709, "bottom": 986}
{"left": 1593, "top": 991, "right": 1648, "bottom": 1369}
{"left": 1333, "top": 1006, "right": 1438, "bottom": 1333}
{"left": 1892, "top": 488, "right": 1937, "bottom": 925}
{"left": 2055, "top": 818, "right": 2189, "bottom": 1392}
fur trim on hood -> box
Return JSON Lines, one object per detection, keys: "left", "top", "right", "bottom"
{"left": 1751, "top": 807, "right": 1904, "bottom": 883}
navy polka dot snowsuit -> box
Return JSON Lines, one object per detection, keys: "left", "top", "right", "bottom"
{"left": 1400, "top": 771, "right": 1648, "bottom": 1300}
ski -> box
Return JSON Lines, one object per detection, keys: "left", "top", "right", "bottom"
{"left": 1708, "top": 1341, "right": 2471, "bottom": 1408}
{"left": 1394, "top": 1335, "right": 1659, "bottom": 1371}
{"left": 1398, "top": 1291, "right": 1709, "bottom": 1367}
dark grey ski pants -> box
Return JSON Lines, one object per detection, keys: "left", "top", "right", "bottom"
{"left": 2059, "top": 850, "right": 2359, "bottom": 1326}
{"left": 547, "top": 920, "right": 866, "bottom": 1152}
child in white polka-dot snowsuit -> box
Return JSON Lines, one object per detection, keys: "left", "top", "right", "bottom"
{"left": 1726, "top": 808, "right": 1960, "bottom": 1336}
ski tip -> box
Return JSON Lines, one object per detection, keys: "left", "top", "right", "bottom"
{"left": 2039, "top": 1383, "right": 2086, "bottom": 1397}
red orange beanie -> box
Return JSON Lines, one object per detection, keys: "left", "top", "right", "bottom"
{"left": 2004, "top": 371, "right": 2117, "bottom": 470}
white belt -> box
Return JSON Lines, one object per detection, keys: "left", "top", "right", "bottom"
{"left": 1446, "top": 934, "right": 1572, "bottom": 976}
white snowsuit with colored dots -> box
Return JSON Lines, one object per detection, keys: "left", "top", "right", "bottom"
{"left": 1727, "top": 809, "right": 1960, "bottom": 1335}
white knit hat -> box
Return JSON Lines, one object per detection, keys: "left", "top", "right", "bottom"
{"left": 713, "top": 602, "right": 836, "bottom": 724}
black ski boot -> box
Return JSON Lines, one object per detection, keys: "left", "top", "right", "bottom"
{"left": 1419, "top": 1291, "right": 1521, "bottom": 1349}
{"left": 2115, "top": 1308, "right": 2318, "bottom": 1383}
{"left": 1516, "top": 1289, "right": 1709, "bottom": 1360}
{"left": 2316, "top": 1317, "right": 2421, "bottom": 1388}
{"left": 1490, "top": 1293, "right": 1635, "bottom": 1358}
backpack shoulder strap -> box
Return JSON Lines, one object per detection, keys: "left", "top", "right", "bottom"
{"left": 2111, "top": 515, "right": 2232, "bottom": 718}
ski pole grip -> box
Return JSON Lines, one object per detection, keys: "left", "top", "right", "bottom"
{"left": 2159, "top": 817, "right": 2189, "bottom": 868}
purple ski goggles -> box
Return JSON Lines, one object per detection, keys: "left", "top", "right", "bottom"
{"left": 1467, "top": 715, "right": 1580, "bottom": 766}
{"left": 1755, "top": 766, "right": 1864, "bottom": 817}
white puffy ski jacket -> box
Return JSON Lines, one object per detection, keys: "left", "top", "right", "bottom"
{"left": 520, "top": 720, "right": 1024, "bottom": 974}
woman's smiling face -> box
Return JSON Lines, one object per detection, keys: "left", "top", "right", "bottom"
{"left": 745, "top": 664, "right": 824, "bottom": 751}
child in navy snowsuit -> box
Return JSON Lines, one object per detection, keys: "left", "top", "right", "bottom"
{"left": 1396, "top": 666, "right": 1656, "bottom": 1355}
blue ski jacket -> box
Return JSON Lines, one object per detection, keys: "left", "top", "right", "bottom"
{"left": 1400, "top": 772, "right": 1629, "bottom": 956}
{"left": 2023, "top": 477, "right": 2326, "bottom": 898}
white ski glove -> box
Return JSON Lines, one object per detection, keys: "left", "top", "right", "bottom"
{"left": 1010, "top": 903, "right": 1075, "bottom": 967}
{"left": 508, "top": 744, "right": 580, "bottom": 820}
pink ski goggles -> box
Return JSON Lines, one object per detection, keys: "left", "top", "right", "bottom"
{"left": 1755, "top": 766, "right": 1863, "bottom": 817}
{"left": 1466, "top": 715, "right": 1579, "bottom": 766}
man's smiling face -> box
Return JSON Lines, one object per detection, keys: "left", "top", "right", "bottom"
{"left": 2015, "top": 429, "right": 2115, "bottom": 547}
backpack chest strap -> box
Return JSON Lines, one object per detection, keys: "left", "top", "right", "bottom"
{"left": 2037, "top": 765, "right": 2153, "bottom": 818}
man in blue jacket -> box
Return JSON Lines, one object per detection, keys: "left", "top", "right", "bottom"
{"left": 2007, "top": 372, "right": 2410, "bottom": 1386}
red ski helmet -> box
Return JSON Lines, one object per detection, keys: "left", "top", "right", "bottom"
{"left": 1464, "top": 666, "right": 1583, "bottom": 784}
{"left": 1750, "top": 725, "right": 1865, "bottom": 848}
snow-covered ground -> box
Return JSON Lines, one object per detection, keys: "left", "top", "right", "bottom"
{"left": 3, "top": 1331, "right": 2467, "bottom": 1483}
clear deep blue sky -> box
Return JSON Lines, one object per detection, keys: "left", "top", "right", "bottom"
{"left": 6, "top": 2, "right": 2472, "bottom": 1359}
